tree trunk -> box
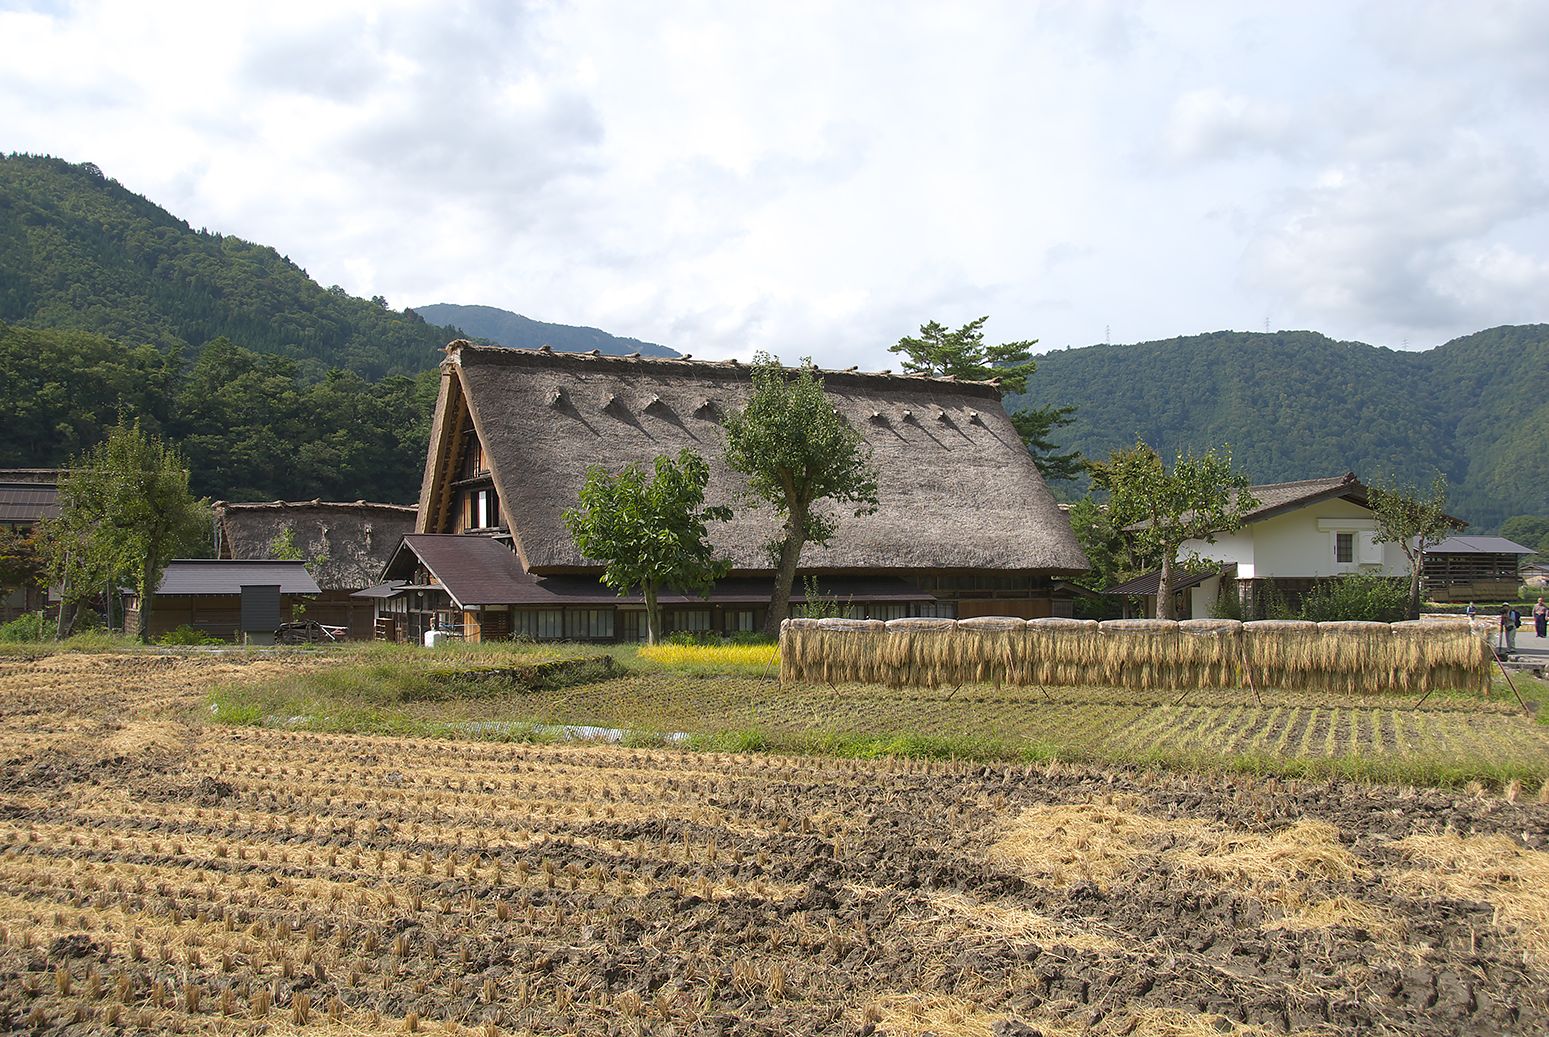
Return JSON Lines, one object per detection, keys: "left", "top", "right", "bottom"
{"left": 1408, "top": 555, "right": 1424, "bottom": 621}
{"left": 643, "top": 583, "right": 661, "bottom": 645}
{"left": 137, "top": 566, "right": 153, "bottom": 644}
{"left": 763, "top": 503, "right": 807, "bottom": 638}
{"left": 54, "top": 549, "right": 71, "bottom": 641}
{"left": 1156, "top": 551, "right": 1177, "bottom": 620}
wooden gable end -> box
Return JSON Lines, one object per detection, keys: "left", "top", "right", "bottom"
{"left": 416, "top": 354, "right": 532, "bottom": 569}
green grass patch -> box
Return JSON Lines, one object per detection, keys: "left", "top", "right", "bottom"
{"left": 193, "top": 641, "right": 1549, "bottom": 789}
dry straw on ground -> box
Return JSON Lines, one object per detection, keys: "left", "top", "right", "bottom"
{"left": 780, "top": 617, "right": 1491, "bottom": 695}
{"left": 862, "top": 995, "right": 1334, "bottom": 1037}
{"left": 1393, "top": 832, "right": 1549, "bottom": 965}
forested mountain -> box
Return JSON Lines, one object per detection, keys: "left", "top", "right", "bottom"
{"left": 416, "top": 303, "right": 678, "bottom": 357}
{"left": 0, "top": 322, "right": 437, "bottom": 504}
{"left": 1007, "top": 326, "right": 1549, "bottom": 529}
{"left": 0, "top": 154, "right": 466, "bottom": 379}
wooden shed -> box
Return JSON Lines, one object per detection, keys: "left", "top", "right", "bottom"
{"left": 1422, "top": 536, "right": 1534, "bottom": 602}
{"left": 123, "top": 560, "right": 320, "bottom": 642}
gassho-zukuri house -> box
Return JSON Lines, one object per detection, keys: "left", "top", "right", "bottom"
{"left": 359, "top": 341, "right": 1089, "bottom": 643}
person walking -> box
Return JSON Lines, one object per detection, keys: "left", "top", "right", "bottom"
{"left": 1499, "top": 603, "right": 1518, "bottom": 656}
{"left": 1535, "top": 596, "right": 1547, "bottom": 639}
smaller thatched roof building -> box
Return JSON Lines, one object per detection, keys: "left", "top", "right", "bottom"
{"left": 213, "top": 500, "right": 417, "bottom": 592}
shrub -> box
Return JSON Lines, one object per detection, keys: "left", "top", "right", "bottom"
{"left": 1212, "top": 583, "right": 1244, "bottom": 621}
{"left": 794, "top": 575, "right": 848, "bottom": 620}
{"left": 1299, "top": 574, "right": 1409, "bottom": 623}
{"left": 0, "top": 611, "right": 52, "bottom": 643}
{"left": 156, "top": 624, "right": 227, "bottom": 646}
{"left": 1256, "top": 582, "right": 1295, "bottom": 620}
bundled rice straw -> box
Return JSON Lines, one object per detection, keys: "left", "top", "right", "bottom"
{"left": 1026, "top": 617, "right": 1101, "bottom": 686}
{"left": 778, "top": 614, "right": 1493, "bottom": 694}
{"left": 879, "top": 617, "right": 957, "bottom": 688}
{"left": 1177, "top": 618, "right": 1243, "bottom": 688}
{"left": 1391, "top": 619, "right": 1492, "bottom": 695}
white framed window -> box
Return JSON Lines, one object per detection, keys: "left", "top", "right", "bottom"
{"left": 1335, "top": 532, "right": 1355, "bottom": 564}
{"left": 564, "top": 609, "right": 615, "bottom": 640}
{"left": 514, "top": 609, "right": 564, "bottom": 640}
{"left": 672, "top": 609, "right": 712, "bottom": 632}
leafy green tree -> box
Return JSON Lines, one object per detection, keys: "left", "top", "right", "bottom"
{"left": 47, "top": 421, "right": 210, "bottom": 642}
{"left": 563, "top": 450, "right": 731, "bottom": 644}
{"left": 890, "top": 316, "right": 1081, "bottom": 481}
{"left": 1089, "top": 441, "right": 1257, "bottom": 620}
{"left": 1500, "top": 514, "right": 1549, "bottom": 557}
{"left": 1368, "top": 475, "right": 1454, "bottom": 620}
{"left": 723, "top": 354, "right": 880, "bottom": 636}
{"left": 1065, "top": 495, "right": 1154, "bottom": 591}
{"left": 890, "top": 316, "right": 1039, "bottom": 388}
{"left": 1010, "top": 405, "right": 1083, "bottom": 483}
{"left": 0, "top": 527, "right": 48, "bottom": 626}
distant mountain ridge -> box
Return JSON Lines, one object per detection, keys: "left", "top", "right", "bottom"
{"left": 2, "top": 154, "right": 1544, "bottom": 528}
{"left": 1007, "top": 326, "right": 1549, "bottom": 529}
{"left": 415, "top": 303, "right": 679, "bottom": 358}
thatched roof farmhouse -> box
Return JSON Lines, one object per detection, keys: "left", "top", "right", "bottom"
{"left": 372, "top": 341, "right": 1088, "bottom": 643}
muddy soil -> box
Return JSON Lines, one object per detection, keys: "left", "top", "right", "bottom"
{"left": 0, "top": 653, "right": 1546, "bottom": 1036}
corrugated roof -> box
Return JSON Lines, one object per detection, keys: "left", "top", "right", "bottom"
{"left": 1427, "top": 536, "right": 1535, "bottom": 555}
{"left": 382, "top": 534, "right": 933, "bottom": 607}
{"left": 423, "top": 343, "right": 1088, "bottom": 574}
{"left": 1105, "top": 567, "right": 1221, "bottom": 596}
{"left": 0, "top": 482, "right": 60, "bottom": 524}
{"left": 156, "top": 560, "right": 320, "bottom": 596}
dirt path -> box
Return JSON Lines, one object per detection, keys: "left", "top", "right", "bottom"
{"left": 1, "top": 653, "right": 1548, "bottom": 1035}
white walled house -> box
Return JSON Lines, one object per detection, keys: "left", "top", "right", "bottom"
{"left": 1112, "top": 474, "right": 1419, "bottom": 619}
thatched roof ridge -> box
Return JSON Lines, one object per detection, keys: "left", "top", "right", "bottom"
{"left": 213, "top": 500, "right": 417, "bottom": 591}
{"left": 442, "top": 340, "right": 1006, "bottom": 392}
{"left": 439, "top": 343, "right": 1088, "bottom": 574}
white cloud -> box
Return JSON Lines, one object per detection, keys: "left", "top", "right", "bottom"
{"left": 1164, "top": 89, "right": 1297, "bottom": 162}
{"left": 1, "top": 0, "right": 1546, "bottom": 359}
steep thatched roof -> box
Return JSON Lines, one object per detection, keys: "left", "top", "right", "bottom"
{"left": 213, "top": 500, "right": 417, "bottom": 591}
{"left": 421, "top": 343, "right": 1087, "bottom": 574}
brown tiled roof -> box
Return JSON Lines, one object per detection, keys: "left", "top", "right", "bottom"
{"left": 382, "top": 534, "right": 933, "bottom": 608}
{"left": 1104, "top": 567, "right": 1223, "bottom": 596}
{"left": 1237, "top": 473, "right": 1364, "bottom": 522}
{"left": 422, "top": 343, "right": 1088, "bottom": 574}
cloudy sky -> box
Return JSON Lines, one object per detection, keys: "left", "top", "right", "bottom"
{"left": 3, "top": 0, "right": 1547, "bottom": 367}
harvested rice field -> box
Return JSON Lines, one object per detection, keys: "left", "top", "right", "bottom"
{"left": 4, "top": 652, "right": 1549, "bottom": 1036}
{"left": 212, "top": 658, "right": 1549, "bottom": 787}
